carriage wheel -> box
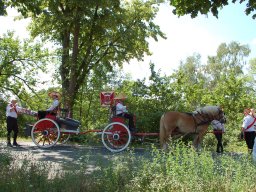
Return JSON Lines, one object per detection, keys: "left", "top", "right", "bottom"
{"left": 31, "top": 118, "right": 60, "bottom": 148}
{"left": 58, "top": 133, "right": 71, "bottom": 144}
{"left": 101, "top": 122, "right": 131, "bottom": 153}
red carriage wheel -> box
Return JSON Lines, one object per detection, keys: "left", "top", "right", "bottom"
{"left": 31, "top": 118, "right": 60, "bottom": 148}
{"left": 102, "top": 122, "right": 131, "bottom": 152}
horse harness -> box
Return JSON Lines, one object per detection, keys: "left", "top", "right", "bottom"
{"left": 191, "top": 107, "right": 224, "bottom": 134}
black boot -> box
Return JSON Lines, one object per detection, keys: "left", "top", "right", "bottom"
{"left": 220, "top": 145, "right": 224, "bottom": 153}
{"left": 13, "top": 133, "right": 20, "bottom": 147}
{"left": 7, "top": 133, "right": 12, "bottom": 147}
{"left": 216, "top": 146, "right": 221, "bottom": 153}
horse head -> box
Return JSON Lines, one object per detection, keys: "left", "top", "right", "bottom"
{"left": 193, "top": 106, "right": 226, "bottom": 125}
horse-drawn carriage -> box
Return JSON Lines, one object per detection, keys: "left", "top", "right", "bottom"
{"left": 24, "top": 91, "right": 226, "bottom": 152}
{"left": 25, "top": 91, "right": 135, "bottom": 152}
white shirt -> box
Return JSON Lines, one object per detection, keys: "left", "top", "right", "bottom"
{"left": 46, "top": 99, "right": 59, "bottom": 111}
{"left": 242, "top": 115, "right": 256, "bottom": 132}
{"left": 116, "top": 102, "right": 128, "bottom": 115}
{"left": 6, "top": 104, "right": 22, "bottom": 118}
{"left": 211, "top": 120, "right": 225, "bottom": 132}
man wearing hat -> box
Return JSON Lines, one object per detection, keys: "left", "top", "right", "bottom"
{"left": 6, "top": 98, "right": 22, "bottom": 147}
{"left": 38, "top": 91, "right": 61, "bottom": 119}
{"left": 47, "top": 91, "right": 61, "bottom": 112}
{"left": 114, "top": 93, "right": 136, "bottom": 133}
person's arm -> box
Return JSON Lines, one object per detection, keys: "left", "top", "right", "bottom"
{"left": 47, "top": 100, "right": 59, "bottom": 111}
{"left": 15, "top": 106, "right": 23, "bottom": 114}
{"left": 221, "top": 124, "right": 225, "bottom": 132}
{"left": 116, "top": 103, "right": 126, "bottom": 113}
{"left": 6, "top": 105, "right": 12, "bottom": 112}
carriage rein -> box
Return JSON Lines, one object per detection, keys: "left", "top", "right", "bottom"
{"left": 192, "top": 109, "right": 224, "bottom": 134}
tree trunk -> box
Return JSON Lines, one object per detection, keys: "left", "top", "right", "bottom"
{"left": 61, "top": 13, "right": 81, "bottom": 118}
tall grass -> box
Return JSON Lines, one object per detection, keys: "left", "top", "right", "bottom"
{"left": 1, "top": 142, "right": 256, "bottom": 192}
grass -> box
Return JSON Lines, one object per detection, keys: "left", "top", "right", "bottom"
{"left": 1, "top": 140, "right": 256, "bottom": 192}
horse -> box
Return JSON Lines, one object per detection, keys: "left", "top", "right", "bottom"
{"left": 159, "top": 106, "right": 226, "bottom": 150}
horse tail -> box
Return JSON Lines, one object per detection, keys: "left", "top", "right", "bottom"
{"left": 159, "top": 113, "right": 166, "bottom": 148}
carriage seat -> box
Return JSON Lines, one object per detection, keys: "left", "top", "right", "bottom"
{"left": 111, "top": 116, "right": 126, "bottom": 124}
{"left": 57, "top": 117, "right": 81, "bottom": 130}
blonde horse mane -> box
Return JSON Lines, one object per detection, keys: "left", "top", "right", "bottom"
{"left": 194, "top": 106, "right": 220, "bottom": 116}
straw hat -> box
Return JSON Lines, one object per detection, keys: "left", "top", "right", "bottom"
{"left": 10, "top": 97, "right": 18, "bottom": 103}
{"left": 114, "top": 93, "right": 127, "bottom": 100}
{"left": 48, "top": 91, "right": 61, "bottom": 99}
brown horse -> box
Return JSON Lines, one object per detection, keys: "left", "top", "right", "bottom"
{"left": 159, "top": 106, "right": 226, "bottom": 150}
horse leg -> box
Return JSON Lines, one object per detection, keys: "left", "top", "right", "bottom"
{"left": 193, "top": 125, "right": 208, "bottom": 150}
{"left": 160, "top": 114, "right": 167, "bottom": 149}
{"left": 193, "top": 135, "right": 201, "bottom": 150}
{"left": 159, "top": 114, "right": 171, "bottom": 150}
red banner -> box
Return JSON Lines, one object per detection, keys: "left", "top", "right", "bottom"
{"left": 100, "top": 91, "right": 114, "bottom": 107}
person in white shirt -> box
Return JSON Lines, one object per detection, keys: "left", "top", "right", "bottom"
{"left": 46, "top": 91, "right": 60, "bottom": 112}
{"left": 211, "top": 119, "right": 225, "bottom": 153}
{"left": 6, "top": 98, "right": 22, "bottom": 147}
{"left": 114, "top": 94, "right": 136, "bottom": 133}
{"left": 241, "top": 108, "right": 256, "bottom": 154}
{"left": 38, "top": 91, "right": 61, "bottom": 119}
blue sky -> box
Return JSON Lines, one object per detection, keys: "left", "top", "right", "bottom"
{"left": 0, "top": 3, "right": 255, "bottom": 80}
{"left": 124, "top": 2, "right": 256, "bottom": 79}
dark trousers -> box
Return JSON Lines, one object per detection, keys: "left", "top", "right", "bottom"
{"left": 244, "top": 131, "right": 256, "bottom": 150}
{"left": 117, "top": 113, "right": 135, "bottom": 132}
{"left": 38, "top": 111, "right": 56, "bottom": 119}
{"left": 214, "top": 132, "right": 223, "bottom": 153}
{"left": 7, "top": 116, "right": 19, "bottom": 144}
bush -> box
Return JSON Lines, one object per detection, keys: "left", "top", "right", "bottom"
{"left": 0, "top": 142, "right": 256, "bottom": 192}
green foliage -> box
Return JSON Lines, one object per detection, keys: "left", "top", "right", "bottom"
{"left": 0, "top": 31, "right": 50, "bottom": 98}
{"left": 1, "top": 143, "right": 256, "bottom": 191}
{"left": 6, "top": 0, "right": 166, "bottom": 112}
{"left": 169, "top": 0, "right": 256, "bottom": 19}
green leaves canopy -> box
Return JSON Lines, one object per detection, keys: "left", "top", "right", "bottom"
{"left": 5, "top": 0, "right": 166, "bottom": 113}
{"left": 169, "top": 0, "right": 256, "bottom": 19}
{"left": 0, "top": 32, "right": 49, "bottom": 99}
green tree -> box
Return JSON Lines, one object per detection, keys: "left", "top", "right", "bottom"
{"left": 0, "top": 32, "right": 49, "bottom": 100}
{"left": 171, "top": 54, "right": 206, "bottom": 110}
{"left": 4, "top": 0, "right": 166, "bottom": 115}
{"left": 203, "top": 42, "right": 250, "bottom": 88}
{"left": 169, "top": 0, "right": 256, "bottom": 19}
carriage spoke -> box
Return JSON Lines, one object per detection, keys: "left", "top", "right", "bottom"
{"left": 102, "top": 122, "right": 131, "bottom": 152}
{"left": 31, "top": 118, "right": 60, "bottom": 148}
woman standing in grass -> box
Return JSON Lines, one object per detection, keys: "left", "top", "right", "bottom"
{"left": 241, "top": 108, "right": 256, "bottom": 154}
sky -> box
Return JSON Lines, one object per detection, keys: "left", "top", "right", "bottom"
{"left": 0, "top": 2, "right": 256, "bottom": 81}
{"left": 124, "top": 2, "right": 256, "bottom": 79}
